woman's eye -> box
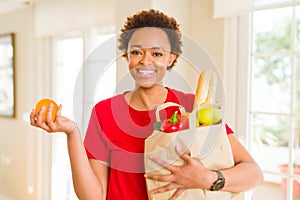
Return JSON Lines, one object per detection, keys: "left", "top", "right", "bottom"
{"left": 130, "top": 50, "right": 142, "bottom": 55}
{"left": 153, "top": 52, "right": 163, "bottom": 57}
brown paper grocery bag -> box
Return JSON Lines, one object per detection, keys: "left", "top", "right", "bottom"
{"left": 144, "top": 102, "right": 244, "bottom": 200}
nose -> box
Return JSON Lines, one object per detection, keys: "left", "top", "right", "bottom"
{"left": 139, "top": 51, "right": 152, "bottom": 65}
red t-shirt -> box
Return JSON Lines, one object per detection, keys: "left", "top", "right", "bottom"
{"left": 84, "top": 88, "right": 233, "bottom": 200}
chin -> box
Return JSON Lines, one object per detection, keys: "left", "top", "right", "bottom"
{"left": 136, "top": 81, "right": 162, "bottom": 89}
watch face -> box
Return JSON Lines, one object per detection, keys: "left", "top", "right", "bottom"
{"left": 210, "top": 170, "right": 225, "bottom": 191}
{"left": 213, "top": 180, "right": 225, "bottom": 191}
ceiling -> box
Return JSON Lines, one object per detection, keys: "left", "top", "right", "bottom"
{"left": 0, "top": 0, "right": 35, "bottom": 15}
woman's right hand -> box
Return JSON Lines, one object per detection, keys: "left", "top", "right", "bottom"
{"left": 30, "top": 103, "right": 78, "bottom": 136}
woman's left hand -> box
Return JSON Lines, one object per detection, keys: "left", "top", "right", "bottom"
{"left": 144, "top": 146, "right": 216, "bottom": 200}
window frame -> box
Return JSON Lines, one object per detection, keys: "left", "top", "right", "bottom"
{"left": 229, "top": 2, "right": 300, "bottom": 199}
{"left": 223, "top": 15, "right": 251, "bottom": 146}
{"left": 50, "top": 26, "right": 116, "bottom": 200}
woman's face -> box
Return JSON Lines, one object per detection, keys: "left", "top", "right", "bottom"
{"left": 127, "top": 27, "right": 176, "bottom": 88}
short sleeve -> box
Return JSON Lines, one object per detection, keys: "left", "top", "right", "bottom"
{"left": 84, "top": 106, "right": 110, "bottom": 162}
{"left": 225, "top": 124, "right": 234, "bottom": 135}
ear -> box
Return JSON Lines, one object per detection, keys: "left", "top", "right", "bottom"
{"left": 123, "top": 52, "right": 129, "bottom": 61}
{"left": 168, "top": 53, "right": 177, "bottom": 66}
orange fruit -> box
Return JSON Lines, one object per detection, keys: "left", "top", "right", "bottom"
{"left": 35, "top": 98, "right": 58, "bottom": 122}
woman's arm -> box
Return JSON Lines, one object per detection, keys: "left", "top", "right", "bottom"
{"left": 30, "top": 104, "right": 108, "bottom": 200}
{"left": 145, "top": 134, "right": 263, "bottom": 197}
{"left": 67, "top": 130, "right": 109, "bottom": 200}
{"left": 220, "top": 134, "right": 264, "bottom": 192}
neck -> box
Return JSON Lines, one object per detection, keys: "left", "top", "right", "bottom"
{"left": 127, "top": 85, "right": 168, "bottom": 111}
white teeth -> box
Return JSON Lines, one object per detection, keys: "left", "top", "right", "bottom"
{"left": 138, "top": 69, "right": 154, "bottom": 75}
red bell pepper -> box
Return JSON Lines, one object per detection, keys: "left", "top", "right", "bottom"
{"left": 160, "top": 111, "right": 189, "bottom": 133}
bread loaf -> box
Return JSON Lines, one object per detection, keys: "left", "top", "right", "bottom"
{"left": 193, "top": 69, "right": 217, "bottom": 109}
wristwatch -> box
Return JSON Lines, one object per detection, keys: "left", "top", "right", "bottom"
{"left": 209, "top": 170, "right": 225, "bottom": 191}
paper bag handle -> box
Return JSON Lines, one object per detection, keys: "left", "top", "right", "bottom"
{"left": 155, "top": 102, "right": 185, "bottom": 122}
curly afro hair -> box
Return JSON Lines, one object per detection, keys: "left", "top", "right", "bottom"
{"left": 118, "top": 9, "right": 182, "bottom": 69}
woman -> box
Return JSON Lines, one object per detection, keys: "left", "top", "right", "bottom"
{"left": 30, "top": 9, "right": 263, "bottom": 200}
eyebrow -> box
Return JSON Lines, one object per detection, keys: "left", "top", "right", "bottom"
{"left": 129, "top": 45, "right": 167, "bottom": 51}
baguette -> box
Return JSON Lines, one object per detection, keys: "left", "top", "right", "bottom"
{"left": 193, "top": 69, "right": 217, "bottom": 109}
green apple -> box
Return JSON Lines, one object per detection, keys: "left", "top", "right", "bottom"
{"left": 197, "top": 107, "right": 222, "bottom": 125}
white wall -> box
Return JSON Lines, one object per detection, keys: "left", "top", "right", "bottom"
{"left": 0, "top": 1, "right": 225, "bottom": 199}
{"left": 0, "top": 7, "right": 43, "bottom": 200}
{"left": 188, "top": 0, "right": 224, "bottom": 76}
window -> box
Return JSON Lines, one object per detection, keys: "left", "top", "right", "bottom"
{"left": 51, "top": 27, "right": 116, "bottom": 200}
{"left": 249, "top": 3, "right": 300, "bottom": 199}
{"left": 52, "top": 32, "right": 83, "bottom": 200}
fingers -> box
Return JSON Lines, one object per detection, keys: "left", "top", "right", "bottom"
{"left": 175, "top": 146, "right": 192, "bottom": 164}
{"left": 46, "top": 103, "right": 54, "bottom": 124}
{"left": 169, "top": 188, "right": 185, "bottom": 200}
{"left": 148, "top": 146, "right": 196, "bottom": 179}
{"left": 149, "top": 146, "right": 192, "bottom": 171}
{"left": 56, "top": 104, "right": 62, "bottom": 120}
{"left": 149, "top": 155, "right": 169, "bottom": 167}
{"left": 33, "top": 106, "right": 53, "bottom": 132}
{"left": 145, "top": 172, "right": 174, "bottom": 183}
{"left": 29, "top": 108, "right": 37, "bottom": 126}
{"left": 148, "top": 183, "right": 184, "bottom": 199}
{"left": 149, "top": 156, "right": 177, "bottom": 172}
{"left": 149, "top": 182, "right": 180, "bottom": 195}
{"left": 36, "top": 106, "right": 46, "bottom": 124}
{"left": 29, "top": 104, "right": 57, "bottom": 132}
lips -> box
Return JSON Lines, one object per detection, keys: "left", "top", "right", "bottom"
{"left": 136, "top": 68, "right": 156, "bottom": 77}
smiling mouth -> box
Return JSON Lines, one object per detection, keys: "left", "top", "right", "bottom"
{"left": 136, "top": 69, "right": 156, "bottom": 76}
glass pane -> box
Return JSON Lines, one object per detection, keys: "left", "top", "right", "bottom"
{"left": 251, "top": 56, "right": 291, "bottom": 113}
{"left": 292, "top": 178, "right": 300, "bottom": 198}
{"left": 295, "top": 56, "right": 300, "bottom": 113}
{"left": 253, "top": 7, "right": 292, "bottom": 53}
{"left": 251, "top": 114, "right": 290, "bottom": 174}
{"left": 294, "top": 116, "right": 300, "bottom": 166}
{"left": 0, "top": 34, "right": 15, "bottom": 117}
{"left": 52, "top": 36, "right": 83, "bottom": 200}
{"left": 279, "top": 175, "right": 300, "bottom": 199}
{"left": 252, "top": 114, "right": 289, "bottom": 147}
{"left": 296, "top": 6, "right": 300, "bottom": 51}
{"left": 59, "top": 37, "right": 83, "bottom": 118}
